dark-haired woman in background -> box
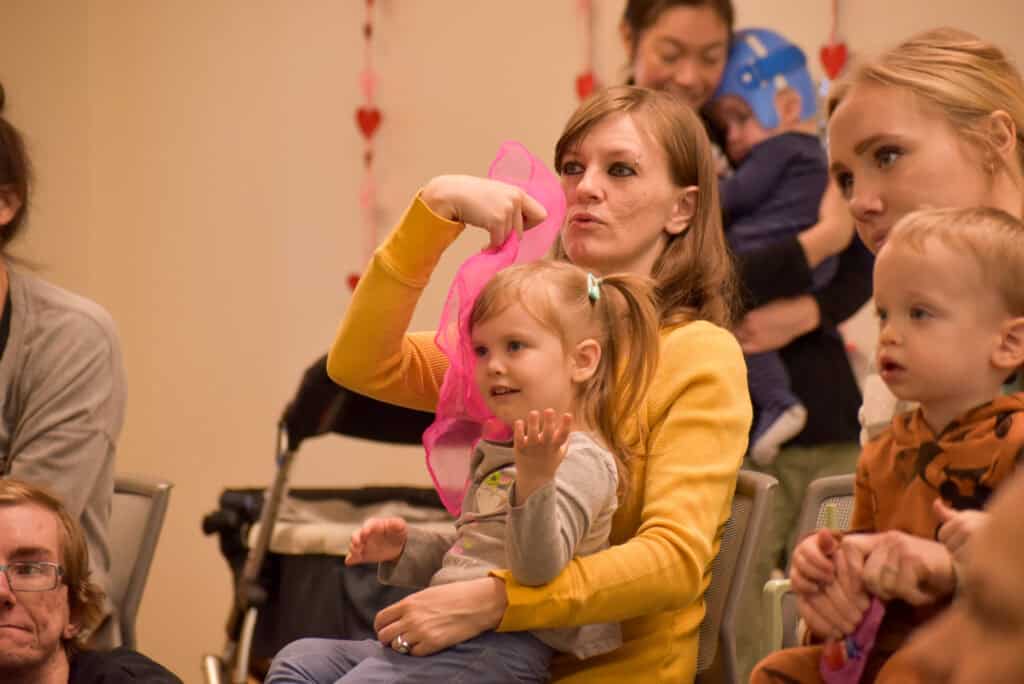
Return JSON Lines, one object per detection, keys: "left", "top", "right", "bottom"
{"left": 0, "top": 82, "right": 127, "bottom": 648}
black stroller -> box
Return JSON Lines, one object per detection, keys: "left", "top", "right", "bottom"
{"left": 201, "top": 355, "right": 449, "bottom": 683}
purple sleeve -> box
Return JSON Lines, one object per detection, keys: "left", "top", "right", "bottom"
{"left": 720, "top": 143, "right": 792, "bottom": 220}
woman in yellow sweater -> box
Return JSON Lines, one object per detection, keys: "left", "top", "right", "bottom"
{"left": 328, "top": 86, "right": 752, "bottom": 682}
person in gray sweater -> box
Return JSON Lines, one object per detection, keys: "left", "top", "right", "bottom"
{"left": 0, "top": 82, "right": 126, "bottom": 648}
{"left": 266, "top": 261, "right": 662, "bottom": 683}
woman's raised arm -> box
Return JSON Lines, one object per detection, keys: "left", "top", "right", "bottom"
{"left": 326, "top": 176, "right": 546, "bottom": 411}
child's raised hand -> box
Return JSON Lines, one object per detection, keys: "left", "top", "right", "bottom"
{"left": 934, "top": 498, "right": 989, "bottom": 565}
{"left": 512, "top": 409, "right": 572, "bottom": 502}
{"left": 346, "top": 517, "right": 408, "bottom": 566}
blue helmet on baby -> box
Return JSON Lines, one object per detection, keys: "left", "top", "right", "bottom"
{"left": 713, "top": 28, "right": 816, "bottom": 129}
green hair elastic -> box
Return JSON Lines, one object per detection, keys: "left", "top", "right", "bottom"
{"left": 587, "top": 272, "right": 602, "bottom": 303}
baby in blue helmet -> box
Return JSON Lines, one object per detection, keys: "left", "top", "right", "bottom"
{"left": 709, "top": 28, "right": 838, "bottom": 466}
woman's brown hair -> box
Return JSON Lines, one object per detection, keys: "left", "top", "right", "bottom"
{"left": 0, "top": 82, "right": 32, "bottom": 251}
{"left": 553, "top": 85, "right": 739, "bottom": 329}
{"left": 621, "top": 0, "right": 735, "bottom": 52}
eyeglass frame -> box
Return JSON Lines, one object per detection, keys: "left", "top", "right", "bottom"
{"left": 0, "top": 561, "right": 65, "bottom": 592}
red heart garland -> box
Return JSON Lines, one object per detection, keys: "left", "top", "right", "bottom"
{"left": 819, "top": 43, "right": 848, "bottom": 80}
{"left": 355, "top": 107, "right": 382, "bottom": 139}
{"left": 575, "top": 71, "right": 596, "bottom": 100}
{"left": 347, "top": 273, "right": 361, "bottom": 291}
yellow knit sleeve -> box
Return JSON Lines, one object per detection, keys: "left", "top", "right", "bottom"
{"left": 327, "top": 194, "right": 463, "bottom": 412}
{"left": 494, "top": 321, "right": 752, "bottom": 629}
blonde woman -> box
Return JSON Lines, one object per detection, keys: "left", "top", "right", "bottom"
{"left": 758, "top": 28, "right": 1024, "bottom": 683}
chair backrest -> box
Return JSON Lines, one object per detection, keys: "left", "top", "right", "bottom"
{"left": 110, "top": 474, "right": 173, "bottom": 650}
{"left": 696, "top": 469, "right": 777, "bottom": 684}
{"left": 793, "top": 474, "right": 856, "bottom": 544}
{"left": 777, "top": 473, "right": 855, "bottom": 650}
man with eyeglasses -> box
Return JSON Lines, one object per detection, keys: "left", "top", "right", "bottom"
{"left": 0, "top": 479, "right": 179, "bottom": 683}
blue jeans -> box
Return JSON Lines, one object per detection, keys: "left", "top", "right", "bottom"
{"left": 265, "top": 630, "right": 554, "bottom": 684}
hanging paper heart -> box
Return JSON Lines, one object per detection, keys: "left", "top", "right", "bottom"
{"left": 819, "top": 43, "right": 848, "bottom": 80}
{"left": 347, "top": 272, "right": 361, "bottom": 291}
{"left": 356, "top": 107, "right": 382, "bottom": 139}
{"left": 576, "top": 71, "right": 596, "bottom": 100}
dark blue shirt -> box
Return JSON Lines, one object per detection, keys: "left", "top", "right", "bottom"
{"left": 721, "top": 132, "right": 836, "bottom": 289}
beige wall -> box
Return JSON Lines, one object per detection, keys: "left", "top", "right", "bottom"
{"left": 0, "top": 1, "right": 1018, "bottom": 680}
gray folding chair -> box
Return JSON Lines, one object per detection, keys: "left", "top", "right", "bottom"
{"left": 762, "top": 473, "right": 855, "bottom": 656}
{"left": 695, "top": 469, "right": 778, "bottom": 684}
{"left": 110, "top": 474, "right": 173, "bottom": 650}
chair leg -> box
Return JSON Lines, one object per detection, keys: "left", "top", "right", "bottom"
{"left": 762, "top": 578, "right": 792, "bottom": 659}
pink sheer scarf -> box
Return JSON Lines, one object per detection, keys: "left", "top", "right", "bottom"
{"left": 422, "top": 142, "right": 566, "bottom": 515}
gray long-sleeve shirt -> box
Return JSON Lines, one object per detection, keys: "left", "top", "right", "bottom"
{"left": 0, "top": 266, "right": 126, "bottom": 647}
{"left": 380, "top": 431, "right": 621, "bottom": 659}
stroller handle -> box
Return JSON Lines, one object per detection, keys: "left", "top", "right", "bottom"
{"left": 280, "top": 354, "right": 435, "bottom": 450}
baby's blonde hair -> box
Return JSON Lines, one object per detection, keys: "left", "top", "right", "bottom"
{"left": 887, "top": 206, "right": 1024, "bottom": 316}
{"left": 470, "top": 260, "right": 661, "bottom": 496}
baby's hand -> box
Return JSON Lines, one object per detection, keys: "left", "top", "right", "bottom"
{"left": 346, "top": 517, "right": 408, "bottom": 566}
{"left": 790, "top": 528, "right": 840, "bottom": 594}
{"left": 934, "top": 499, "right": 989, "bottom": 565}
{"left": 795, "top": 542, "right": 870, "bottom": 639}
{"left": 512, "top": 409, "right": 572, "bottom": 503}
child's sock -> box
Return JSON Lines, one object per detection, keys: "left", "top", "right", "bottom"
{"left": 750, "top": 403, "right": 807, "bottom": 466}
